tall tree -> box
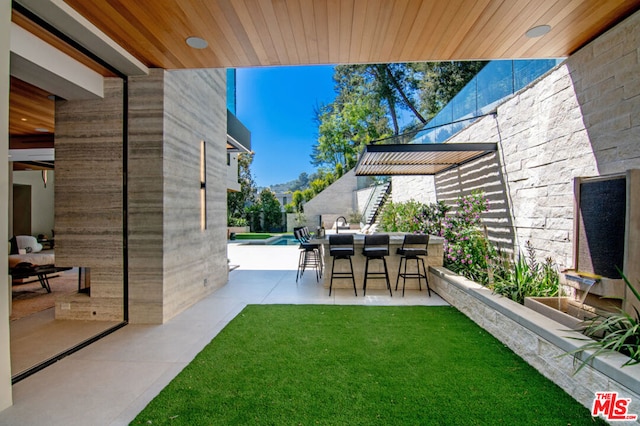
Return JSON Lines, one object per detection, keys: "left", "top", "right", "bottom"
{"left": 410, "top": 61, "right": 487, "bottom": 120}
{"left": 310, "top": 61, "right": 486, "bottom": 173}
{"left": 227, "top": 152, "right": 257, "bottom": 222}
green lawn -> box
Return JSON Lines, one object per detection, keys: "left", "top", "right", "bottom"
{"left": 232, "top": 232, "right": 273, "bottom": 240}
{"left": 132, "top": 305, "right": 604, "bottom": 425}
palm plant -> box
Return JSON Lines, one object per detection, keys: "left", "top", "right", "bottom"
{"left": 569, "top": 271, "right": 640, "bottom": 372}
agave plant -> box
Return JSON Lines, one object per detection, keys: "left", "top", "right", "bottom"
{"left": 569, "top": 271, "right": 640, "bottom": 372}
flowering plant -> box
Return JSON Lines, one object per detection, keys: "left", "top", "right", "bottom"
{"left": 440, "top": 191, "right": 496, "bottom": 284}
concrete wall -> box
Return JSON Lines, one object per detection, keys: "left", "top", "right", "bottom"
{"left": 303, "top": 169, "right": 359, "bottom": 229}
{"left": 12, "top": 170, "right": 54, "bottom": 237}
{"left": 391, "top": 175, "right": 437, "bottom": 204}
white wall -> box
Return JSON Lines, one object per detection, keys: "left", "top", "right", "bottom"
{"left": 12, "top": 170, "right": 55, "bottom": 237}
{"left": 0, "top": 0, "right": 13, "bottom": 412}
{"left": 391, "top": 175, "right": 437, "bottom": 203}
{"left": 226, "top": 152, "right": 240, "bottom": 192}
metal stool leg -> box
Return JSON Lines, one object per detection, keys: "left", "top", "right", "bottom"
{"left": 363, "top": 257, "right": 370, "bottom": 296}
{"left": 348, "top": 257, "right": 357, "bottom": 296}
{"left": 382, "top": 257, "right": 392, "bottom": 297}
{"left": 421, "top": 257, "right": 431, "bottom": 297}
{"left": 395, "top": 256, "right": 403, "bottom": 291}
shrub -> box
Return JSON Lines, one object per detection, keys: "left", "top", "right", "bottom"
{"left": 379, "top": 199, "right": 448, "bottom": 234}
{"left": 569, "top": 270, "right": 640, "bottom": 372}
{"left": 490, "top": 241, "right": 559, "bottom": 304}
{"left": 228, "top": 217, "right": 248, "bottom": 227}
{"left": 441, "top": 192, "right": 495, "bottom": 284}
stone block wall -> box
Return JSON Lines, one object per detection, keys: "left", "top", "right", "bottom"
{"left": 393, "top": 10, "right": 640, "bottom": 271}
{"left": 391, "top": 175, "right": 436, "bottom": 204}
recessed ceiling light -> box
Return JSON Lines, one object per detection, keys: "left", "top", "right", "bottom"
{"left": 35, "top": 127, "right": 49, "bottom": 133}
{"left": 186, "top": 36, "right": 208, "bottom": 49}
{"left": 525, "top": 25, "right": 551, "bottom": 38}
{"left": 21, "top": 118, "right": 27, "bottom": 121}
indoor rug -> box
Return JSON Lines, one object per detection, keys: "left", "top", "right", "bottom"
{"left": 11, "top": 268, "right": 79, "bottom": 321}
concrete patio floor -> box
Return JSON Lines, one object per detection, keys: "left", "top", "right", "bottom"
{"left": 0, "top": 243, "right": 448, "bottom": 426}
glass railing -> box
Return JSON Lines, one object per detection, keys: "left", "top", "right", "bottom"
{"left": 401, "top": 59, "right": 563, "bottom": 145}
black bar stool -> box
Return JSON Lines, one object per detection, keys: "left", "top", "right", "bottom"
{"left": 395, "top": 234, "right": 431, "bottom": 297}
{"left": 294, "top": 227, "right": 321, "bottom": 282}
{"left": 328, "top": 234, "right": 357, "bottom": 296}
{"left": 362, "top": 234, "right": 392, "bottom": 297}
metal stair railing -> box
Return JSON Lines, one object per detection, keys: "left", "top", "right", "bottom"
{"left": 362, "top": 181, "right": 391, "bottom": 225}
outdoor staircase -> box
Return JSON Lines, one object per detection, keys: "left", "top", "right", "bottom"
{"left": 362, "top": 180, "right": 391, "bottom": 225}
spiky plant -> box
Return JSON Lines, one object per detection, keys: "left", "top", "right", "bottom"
{"left": 569, "top": 271, "right": 640, "bottom": 372}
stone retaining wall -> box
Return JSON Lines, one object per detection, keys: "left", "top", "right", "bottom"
{"left": 429, "top": 266, "right": 640, "bottom": 423}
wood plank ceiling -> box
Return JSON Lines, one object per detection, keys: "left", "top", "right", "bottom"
{"left": 9, "top": 0, "right": 640, "bottom": 158}
{"left": 63, "top": 0, "right": 640, "bottom": 69}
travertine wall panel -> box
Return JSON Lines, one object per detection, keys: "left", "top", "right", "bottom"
{"left": 56, "top": 69, "right": 228, "bottom": 324}
{"left": 162, "top": 69, "right": 228, "bottom": 322}
{"left": 55, "top": 78, "right": 124, "bottom": 321}
{"left": 128, "top": 69, "right": 165, "bottom": 323}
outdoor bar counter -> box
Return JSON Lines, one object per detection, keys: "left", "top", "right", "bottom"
{"left": 313, "top": 233, "right": 444, "bottom": 292}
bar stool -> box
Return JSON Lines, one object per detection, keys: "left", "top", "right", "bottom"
{"left": 294, "top": 227, "right": 321, "bottom": 283}
{"left": 362, "top": 234, "right": 392, "bottom": 297}
{"left": 328, "top": 234, "right": 357, "bottom": 296}
{"left": 395, "top": 233, "right": 431, "bottom": 297}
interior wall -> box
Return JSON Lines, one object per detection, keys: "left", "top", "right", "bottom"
{"left": 54, "top": 77, "right": 124, "bottom": 321}
{"left": 12, "top": 170, "right": 54, "bottom": 237}
{"left": 0, "top": 0, "right": 13, "bottom": 411}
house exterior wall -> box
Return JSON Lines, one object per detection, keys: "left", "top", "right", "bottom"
{"left": 55, "top": 77, "right": 125, "bottom": 321}
{"left": 128, "top": 69, "right": 165, "bottom": 323}
{"left": 226, "top": 152, "right": 241, "bottom": 192}
{"left": 55, "top": 69, "right": 228, "bottom": 324}
{"left": 161, "top": 68, "right": 228, "bottom": 322}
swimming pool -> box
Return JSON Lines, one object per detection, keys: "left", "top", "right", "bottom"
{"left": 268, "top": 235, "right": 299, "bottom": 245}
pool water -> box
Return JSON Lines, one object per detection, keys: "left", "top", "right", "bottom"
{"left": 269, "top": 235, "right": 300, "bottom": 245}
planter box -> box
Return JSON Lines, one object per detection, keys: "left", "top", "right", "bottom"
{"left": 429, "top": 266, "right": 640, "bottom": 422}
{"left": 227, "top": 226, "right": 249, "bottom": 239}
{"left": 524, "top": 297, "right": 583, "bottom": 330}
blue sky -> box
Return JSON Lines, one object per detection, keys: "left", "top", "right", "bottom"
{"left": 236, "top": 65, "right": 336, "bottom": 188}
